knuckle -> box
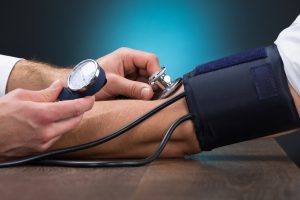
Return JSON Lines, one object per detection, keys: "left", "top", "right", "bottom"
{"left": 117, "top": 47, "right": 129, "bottom": 53}
{"left": 148, "top": 53, "right": 159, "bottom": 61}
{"left": 35, "top": 143, "right": 49, "bottom": 153}
{"left": 71, "top": 104, "right": 82, "bottom": 117}
{"left": 73, "top": 108, "right": 82, "bottom": 117}
{"left": 39, "top": 129, "right": 53, "bottom": 143}
{"left": 130, "top": 83, "right": 139, "bottom": 97}
{"left": 12, "top": 88, "right": 26, "bottom": 99}
{"left": 107, "top": 73, "right": 118, "bottom": 85}
{"left": 38, "top": 113, "right": 55, "bottom": 124}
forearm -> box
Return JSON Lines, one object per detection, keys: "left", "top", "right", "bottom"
{"left": 50, "top": 94, "right": 200, "bottom": 158}
{"left": 6, "top": 60, "right": 70, "bottom": 92}
{"left": 49, "top": 82, "right": 300, "bottom": 159}
{"left": 8, "top": 61, "right": 300, "bottom": 158}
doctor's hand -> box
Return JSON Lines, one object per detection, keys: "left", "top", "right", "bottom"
{"left": 0, "top": 80, "right": 94, "bottom": 159}
{"left": 6, "top": 48, "right": 161, "bottom": 101}
{"left": 96, "top": 47, "right": 162, "bottom": 100}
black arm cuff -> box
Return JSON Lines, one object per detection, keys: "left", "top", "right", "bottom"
{"left": 183, "top": 45, "right": 300, "bottom": 150}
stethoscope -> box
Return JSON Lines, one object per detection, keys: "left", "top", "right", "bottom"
{"left": 0, "top": 59, "right": 189, "bottom": 167}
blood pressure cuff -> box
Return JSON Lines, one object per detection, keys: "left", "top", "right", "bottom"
{"left": 183, "top": 45, "right": 300, "bottom": 150}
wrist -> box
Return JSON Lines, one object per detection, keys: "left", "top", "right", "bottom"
{"left": 171, "top": 97, "right": 201, "bottom": 154}
{"left": 150, "top": 93, "right": 200, "bottom": 156}
{"left": 6, "top": 60, "right": 70, "bottom": 93}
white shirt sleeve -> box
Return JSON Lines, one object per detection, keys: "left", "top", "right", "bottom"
{"left": 275, "top": 15, "right": 300, "bottom": 95}
{"left": 0, "top": 55, "right": 22, "bottom": 96}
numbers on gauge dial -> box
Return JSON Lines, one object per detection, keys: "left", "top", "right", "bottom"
{"left": 69, "top": 61, "right": 97, "bottom": 90}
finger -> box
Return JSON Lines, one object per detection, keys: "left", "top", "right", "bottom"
{"left": 38, "top": 96, "right": 95, "bottom": 122}
{"left": 116, "top": 47, "right": 162, "bottom": 76}
{"left": 138, "top": 69, "right": 149, "bottom": 78}
{"left": 110, "top": 75, "right": 154, "bottom": 100}
{"left": 25, "top": 80, "right": 64, "bottom": 102}
{"left": 126, "top": 72, "right": 138, "bottom": 81}
{"left": 125, "top": 69, "right": 149, "bottom": 80}
{"left": 136, "top": 76, "right": 149, "bottom": 83}
{"left": 40, "top": 135, "right": 62, "bottom": 152}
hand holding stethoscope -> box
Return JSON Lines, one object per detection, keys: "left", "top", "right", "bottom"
{"left": 95, "top": 47, "right": 162, "bottom": 100}
{"left": 58, "top": 47, "right": 181, "bottom": 102}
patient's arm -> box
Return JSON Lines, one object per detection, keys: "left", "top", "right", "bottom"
{"left": 50, "top": 88, "right": 201, "bottom": 158}
{"left": 50, "top": 84, "right": 300, "bottom": 159}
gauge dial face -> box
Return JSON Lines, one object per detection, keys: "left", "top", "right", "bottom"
{"left": 68, "top": 60, "right": 98, "bottom": 91}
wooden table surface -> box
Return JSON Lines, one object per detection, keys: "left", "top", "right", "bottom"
{"left": 0, "top": 138, "right": 299, "bottom": 200}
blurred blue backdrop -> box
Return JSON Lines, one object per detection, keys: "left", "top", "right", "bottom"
{"left": 1, "top": 0, "right": 298, "bottom": 77}
{"left": 75, "top": 0, "right": 232, "bottom": 77}
{"left": 1, "top": 0, "right": 300, "bottom": 165}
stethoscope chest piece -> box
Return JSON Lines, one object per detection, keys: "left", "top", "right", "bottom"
{"left": 148, "top": 67, "right": 182, "bottom": 99}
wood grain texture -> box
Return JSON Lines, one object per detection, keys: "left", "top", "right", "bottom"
{"left": 0, "top": 139, "right": 299, "bottom": 200}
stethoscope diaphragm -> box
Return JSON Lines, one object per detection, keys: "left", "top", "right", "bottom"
{"left": 148, "top": 67, "right": 182, "bottom": 99}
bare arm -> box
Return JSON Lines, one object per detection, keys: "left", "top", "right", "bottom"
{"left": 49, "top": 90, "right": 201, "bottom": 158}
{"left": 6, "top": 60, "right": 300, "bottom": 158}
{"left": 49, "top": 83, "right": 300, "bottom": 159}
{"left": 6, "top": 60, "right": 69, "bottom": 93}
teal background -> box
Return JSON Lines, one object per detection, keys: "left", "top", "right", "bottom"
{"left": 1, "top": 0, "right": 300, "bottom": 166}
{"left": 1, "top": 0, "right": 298, "bottom": 77}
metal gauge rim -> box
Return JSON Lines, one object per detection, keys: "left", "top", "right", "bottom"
{"left": 67, "top": 59, "right": 100, "bottom": 92}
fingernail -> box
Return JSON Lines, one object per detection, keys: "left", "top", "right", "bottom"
{"left": 50, "top": 80, "right": 61, "bottom": 90}
{"left": 141, "top": 87, "right": 151, "bottom": 99}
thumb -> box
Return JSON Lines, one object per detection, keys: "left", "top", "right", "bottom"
{"left": 28, "top": 80, "right": 64, "bottom": 102}
{"left": 112, "top": 75, "right": 154, "bottom": 100}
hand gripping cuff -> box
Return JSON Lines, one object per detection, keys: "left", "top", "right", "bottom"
{"left": 183, "top": 45, "right": 300, "bottom": 150}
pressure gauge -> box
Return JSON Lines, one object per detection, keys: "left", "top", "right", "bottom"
{"left": 58, "top": 59, "right": 107, "bottom": 101}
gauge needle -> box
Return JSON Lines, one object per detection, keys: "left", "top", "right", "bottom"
{"left": 80, "top": 67, "right": 87, "bottom": 84}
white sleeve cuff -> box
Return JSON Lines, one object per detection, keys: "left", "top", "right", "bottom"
{"left": 0, "top": 55, "right": 22, "bottom": 96}
{"left": 274, "top": 15, "right": 300, "bottom": 96}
